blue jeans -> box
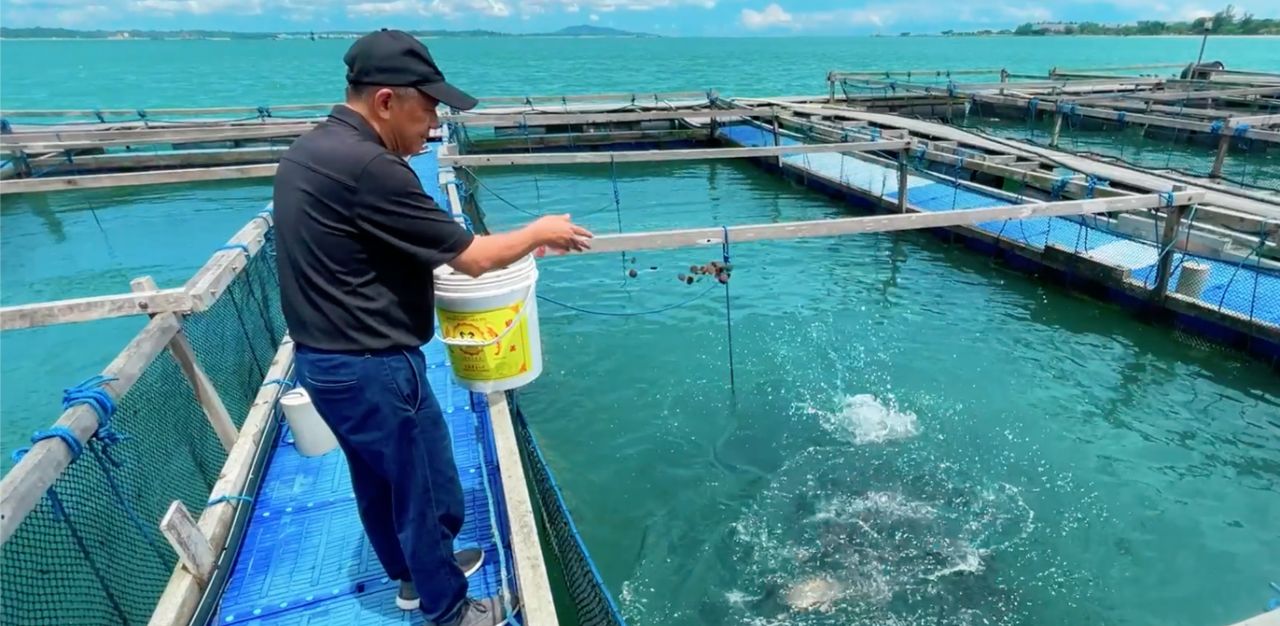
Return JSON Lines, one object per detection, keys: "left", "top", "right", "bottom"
{"left": 293, "top": 344, "right": 467, "bottom": 622}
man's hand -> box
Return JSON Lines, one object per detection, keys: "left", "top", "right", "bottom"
{"left": 528, "top": 214, "right": 594, "bottom": 253}
{"left": 448, "top": 214, "right": 595, "bottom": 277}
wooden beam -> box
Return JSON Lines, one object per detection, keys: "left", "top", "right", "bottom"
{"left": 755, "top": 100, "right": 1040, "bottom": 157}
{"left": 16, "top": 148, "right": 288, "bottom": 176}
{"left": 973, "top": 93, "right": 1280, "bottom": 142}
{"left": 0, "top": 164, "right": 278, "bottom": 195}
{"left": 0, "top": 289, "right": 193, "bottom": 331}
{"left": 184, "top": 214, "right": 273, "bottom": 312}
{"left": 148, "top": 338, "right": 295, "bottom": 626}
{"left": 0, "top": 313, "right": 181, "bottom": 546}
{"left": 830, "top": 68, "right": 1005, "bottom": 79}
{"left": 444, "top": 107, "right": 766, "bottom": 127}
{"left": 1051, "top": 63, "right": 1186, "bottom": 74}
{"left": 1, "top": 124, "right": 312, "bottom": 152}
{"left": 474, "top": 91, "right": 709, "bottom": 106}
{"left": 1134, "top": 86, "right": 1280, "bottom": 103}
{"left": 132, "top": 277, "right": 236, "bottom": 452}
{"left": 0, "top": 103, "right": 333, "bottom": 119}
{"left": 1, "top": 119, "right": 317, "bottom": 145}
{"left": 158, "top": 501, "right": 216, "bottom": 588}
{"left": 439, "top": 139, "right": 910, "bottom": 167}
{"left": 569, "top": 192, "right": 1203, "bottom": 255}
{"left": 852, "top": 77, "right": 1165, "bottom": 93}
{"left": 486, "top": 392, "right": 557, "bottom": 626}
{"left": 1228, "top": 112, "right": 1280, "bottom": 126}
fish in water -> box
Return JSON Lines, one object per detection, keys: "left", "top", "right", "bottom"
{"left": 783, "top": 575, "right": 843, "bottom": 612}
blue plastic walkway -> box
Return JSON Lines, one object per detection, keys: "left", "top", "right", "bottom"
{"left": 213, "top": 143, "right": 515, "bottom": 625}
{"left": 719, "top": 124, "right": 1280, "bottom": 327}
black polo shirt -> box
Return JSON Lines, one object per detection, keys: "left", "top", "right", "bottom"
{"left": 273, "top": 105, "right": 475, "bottom": 352}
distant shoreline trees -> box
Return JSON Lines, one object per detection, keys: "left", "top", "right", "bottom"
{"left": 1007, "top": 5, "right": 1278, "bottom": 36}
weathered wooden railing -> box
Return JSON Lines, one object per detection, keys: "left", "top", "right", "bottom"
{"left": 0, "top": 211, "right": 291, "bottom": 626}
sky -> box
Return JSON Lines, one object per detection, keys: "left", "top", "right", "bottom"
{"left": 1, "top": 0, "right": 1278, "bottom": 36}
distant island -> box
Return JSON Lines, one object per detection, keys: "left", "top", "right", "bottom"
{"left": 0, "top": 24, "right": 655, "bottom": 40}
{"left": 947, "top": 5, "right": 1278, "bottom": 36}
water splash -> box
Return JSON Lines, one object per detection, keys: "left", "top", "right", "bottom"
{"left": 809, "top": 393, "right": 921, "bottom": 445}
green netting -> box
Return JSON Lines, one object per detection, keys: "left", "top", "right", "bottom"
{"left": 512, "top": 399, "right": 627, "bottom": 626}
{"left": 185, "top": 231, "right": 287, "bottom": 424}
{"left": 0, "top": 228, "right": 285, "bottom": 626}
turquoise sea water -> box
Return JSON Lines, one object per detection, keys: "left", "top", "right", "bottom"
{"left": 2, "top": 35, "right": 1279, "bottom": 626}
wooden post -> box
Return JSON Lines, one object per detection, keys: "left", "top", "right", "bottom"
{"left": 897, "top": 147, "right": 910, "bottom": 212}
{"left": 771, "top": 113, "right": 782, "bottom": 168}
{"left": 149, "top": 338, "right": 294, "bottom": 626}
{"left": 159, "top": 501, "right": 215, "bottom": 587}
{"left": 132, "top": 277, "right": 236, "bottom": 452}
{"left": 486, "top": 392, "right": 558, "bottom": 626}
{"left": 1210, "top": 131, "right": 1231, "bottom": 179}
{"left": 1050, "top": 111, "right": 1064, "bottom": 147}
{"left": 1152, "top": 185, "right": 1189, "bottom": 302}
{"left": 828, "top": 74, "right": 836, "bottom": 103}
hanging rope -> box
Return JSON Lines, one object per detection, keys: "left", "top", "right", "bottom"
{"left": 609, "top": 156, "right": 629, "bottom": 283}
{"left": 7, "top": 375, "right": 135, "bottom": 625}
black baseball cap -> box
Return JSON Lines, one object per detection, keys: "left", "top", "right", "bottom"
{"left": 344, "top": 28, "right": 478, "bottom": 111}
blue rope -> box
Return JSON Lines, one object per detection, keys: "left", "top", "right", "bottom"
{"left": 0, "top": 118, "right": 10, "bottom": 134}
{"left": 1161, "top": 191, "right": 1175, "bottom": 207}
{"left": 88, "top": 442, "right": 171, "bottom": 565}
{"left": 61, "top": 375, "right": 128, "bottom": 461}
{"left": 1209, "top": 119, "right": 1225, "bottom": 135}
{"left": 217, "top": 242, "right": 250, "bottom": 255}
{"left": 610, "top": 156, "right": 628, "bottom": 282}
{"left": 11, "top": 426, "right": 83, "bottom": 463}
{"left": 1116, "top": 111, "right": 1126, "bottom": 127}
{"left": 1234, "top": 123, "right": 1251, "bottom": 137}
{"left": 1085, "top": 175, "right": 1106, "bottom": 199}
{"left": 93, "top": 108, "right": 106, "bottom": 123}
{"left": 208, "top": 494, "right": 254, "bottom": 507}
{"left": 537, "top": 283, "right": 718, "bottom": 317}
{"left": 257, "top": 105, "right": 272, "bottom": 119}
{"left": 1050, "top": 175, "right": 1071, "bottom": 200}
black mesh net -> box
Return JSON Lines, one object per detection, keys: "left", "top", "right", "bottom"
{"left": 0, "top": 229, "right": 285, "bottom": 626}
{"left": 511, "top": 398, "right": 627, "bottom": 626}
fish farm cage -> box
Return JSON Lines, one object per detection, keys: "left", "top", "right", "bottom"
{"left": 1, "top": 61, "right": 1278, "bottom": 626}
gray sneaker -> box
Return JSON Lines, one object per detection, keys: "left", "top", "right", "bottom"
{"left": 395, "top": 548, "right": 487, "bottom": 611}
{"left": 427, "top": 597, "right": 501, "bottom": 626}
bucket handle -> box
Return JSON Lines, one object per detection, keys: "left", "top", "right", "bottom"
{"left": 436, "top": 285, "right": 534, "bottom": 348}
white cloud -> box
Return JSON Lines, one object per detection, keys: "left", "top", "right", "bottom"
{"left": 128, "top": 0, "right": 263, "bottom": 14}
{"left": 589, "top": 11, "right": 598, "bottom": 20}
{"left": 346, "top": 0, "right": 509, "bottom": 18}
{"left": 741, "top": 3, "right": 895, "bottom": 30}
{"left": 741, "top": 3, "right": 792, "bottom": 29}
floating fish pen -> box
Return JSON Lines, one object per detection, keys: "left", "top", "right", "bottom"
{"left": 1, "top": 70, "right": 1278, "bottom": 626}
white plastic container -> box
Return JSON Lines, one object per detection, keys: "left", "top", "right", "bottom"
{"left": 1175, "top": 261, "right": 1212, "bottom": 298}
{"left": 434, "top": 254, "right": 543, "bottom": 393}
{"left": 279, "top": 387, "right": 339, "bottom": 457}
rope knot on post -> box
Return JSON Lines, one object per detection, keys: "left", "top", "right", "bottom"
{"left": 63, "top": 375, "right": 126, "bottom": 452}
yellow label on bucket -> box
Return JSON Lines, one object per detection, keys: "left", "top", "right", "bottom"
{"left": 438, "top": 303, "right": 531, "bottom": 382}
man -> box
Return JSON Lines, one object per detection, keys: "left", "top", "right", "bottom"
{"left": 272, "top": 28, "right": 593, "bottom": 626}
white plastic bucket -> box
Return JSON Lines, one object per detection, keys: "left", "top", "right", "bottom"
{"left": 279, "top": 387, "right": 339, "bottom": 457}
{"left": 434, "top": 254, "right": 543, "bottom": 393}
